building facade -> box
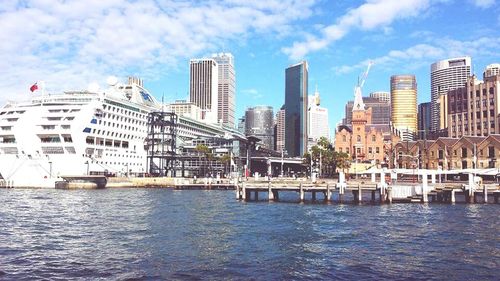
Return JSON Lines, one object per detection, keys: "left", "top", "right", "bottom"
{"left": 391, "top": 75, "right": 417, "bottom": 141}
{"left": 394, "top": 135, "right": 500, "bottom": 170}
{"left": 343, "top": 97, "right": 391, "bottom": 125}
{"left": 285, "top": 61, "right": 308, "bottom": 157}
{"left": 370, "top": 91, "right": 390, "bottom": 103}
{"left": 245, "top": 106, "right": 274, "bottom": 150}
{"left": 212, "top": 53, "right": 235, "bottom": 127}
{"left": 275, "top": 105, "right": 285, "bottom": 152}
{"left": 418, "top": 102, "right": 431, "bottom": 140}
{"left": 448, "top": 73, "right": 500, "bottom": 138}
{"left": 189, "top": 58, "right": 219, "bottom": 124}
{"left": 166, "top": 100, "right": 202, "bottom": 121}
{"left": 308, "top": 89, "right": 330, "bottom": 149}
{"left": 484, "top": 63, "right": 500, "bottom": 78}
{"left": 430, "top": 57, "right": 471, "bottom": 132}
{"left": 335, "top": 81, "right": 400, "bottom": 165}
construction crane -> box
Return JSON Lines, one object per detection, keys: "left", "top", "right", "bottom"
{"left": 353, "top": 61, "right": 373, "bottom": 111}
{"left": 358, "top": 61, "right": 373, "bottom": 89}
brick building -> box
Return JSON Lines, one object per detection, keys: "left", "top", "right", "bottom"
{"left": 335, "top": 89, "right": 400, "bottom": 165}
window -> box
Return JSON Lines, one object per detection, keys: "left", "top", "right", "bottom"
{"left": 372, "top": 135, "right": 376, "bottom": 142}
{"left": 376, "top": 147, "right": 380, "bottom": 154}
{"left": 357, "top": 135, "right": 361, "bottom": 142}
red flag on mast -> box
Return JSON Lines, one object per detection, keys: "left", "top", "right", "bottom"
{"left": 30, "top": 82, "right": 38, "bottom": 92}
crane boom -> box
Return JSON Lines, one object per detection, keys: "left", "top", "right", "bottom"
{"left": 358, "top": 61, "right": 373, "bottom": 89}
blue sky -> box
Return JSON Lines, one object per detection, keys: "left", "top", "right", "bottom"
{"left": 1, "top": 0, "right": 499, "bottom": 135}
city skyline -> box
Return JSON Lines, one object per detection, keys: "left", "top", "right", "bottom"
{"left": 0, "top": 1, "right": 499, "bottom": 135}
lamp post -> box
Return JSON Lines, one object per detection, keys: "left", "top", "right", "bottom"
{"left": 48, "top": 161, "right": 52, "bottom": 178}
{"left": 280, "top": 149, "right": 285, "bottom": 177}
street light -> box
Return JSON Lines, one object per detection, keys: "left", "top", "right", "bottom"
{"left": 48, "top": 161, "right": 52, "bottom": 178}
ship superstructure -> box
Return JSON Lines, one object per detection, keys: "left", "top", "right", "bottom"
{"left": 0, "top": 77, "right": 244, "bottom": 187}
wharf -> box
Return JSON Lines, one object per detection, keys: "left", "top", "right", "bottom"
{"left": 236, "top": 180, "right": 500, "bottom": 204}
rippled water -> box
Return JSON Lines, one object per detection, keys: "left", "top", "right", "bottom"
{"left": 0, "top": 188, "right": 498, "bottom": 280}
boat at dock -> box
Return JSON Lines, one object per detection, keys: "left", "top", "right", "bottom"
{"left": 0, "top": 77, "right": 243, "bottom": 188}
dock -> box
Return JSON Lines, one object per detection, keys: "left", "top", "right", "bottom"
{"left": 235, "top": 180, "right": 500, "bottom": 204}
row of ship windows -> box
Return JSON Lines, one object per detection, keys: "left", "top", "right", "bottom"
{"left": 94, "top": 119, "right": 145, "bottom": 132}
{"left": 48, "top": 109, "right": 80, "bottom": 113}
{"left": 86, "top": 128, "right": 142, "bottom": 140}
{"left": 102, "top": 104, "right": 147, "bottom": 119}
{"left": 86, "top": 137, "right": 129, "bottom": 148}
{"left": 0, "top": 110, "right": 26, "bottom": 115}
{"left": 101, "top": 113, "right": 146, "bottom": 126}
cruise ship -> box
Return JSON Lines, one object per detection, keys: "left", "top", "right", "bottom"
{"left": 0, "top": 77, "right": 243, "bottom": 187}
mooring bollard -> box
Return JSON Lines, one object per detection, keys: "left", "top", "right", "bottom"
{"left": 299, "top": 183, "right": 304, "bottom": 201}
{"left": 483, "top": 185, "right": 488, "bottom": 203}
{"left": 241, "top": 182, "right": 246, "bottom": 200}
{"left": 387, "top": 187, "right": 393, "bottom": 204}
{"left": 357, "top": 184, "right": 362, "bottom": 203}
{"left": 268, "top": 181, "right": 274, "bottom": 201}
{"left": 451, "top": 189, "right": 456, "bottom": 203}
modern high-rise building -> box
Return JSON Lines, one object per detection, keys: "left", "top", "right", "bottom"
{"left": 212, "top": 53, "right": 235, "bottom": 127}
{"left": 418, "top": 102, "right": 431, "bottom": 140}
{"left": 245, "top": 106, "right": 274, "bottom": 150}
{"left": 308, "top": 88, "right": 329, "bottom": 149}
{"left": 285, "top": 61, "right": 308, "bottom": 157}
{"left": 484, "top": 63, "right": 500, "bottom": 78}
{"left": 189, "top": 58, "right": 219, "bottom": 123}
{"left": 275, "top": 105, "right": 285, "bottom": 152}
{"left": 343, "top": 97, "right": 391, "bottom": 125}
{"left": 391, "top": 75, "right": 417, "bottom": 141}
{"left": 430, "top": 57, "right": 471, "bottom": 132}
{"left": 369, "top": 91, "right": 390, "bottom": 103}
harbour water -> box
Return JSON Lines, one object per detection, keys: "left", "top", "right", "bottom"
{"left": 0, "top": 188, "right": 498, "bottom": 280}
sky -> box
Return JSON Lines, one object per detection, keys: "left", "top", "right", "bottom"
{"left": 1, "top": 0, "right": 499, "bottom": 135}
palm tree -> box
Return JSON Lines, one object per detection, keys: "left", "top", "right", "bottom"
{"left": 219, "top": 154, "right": 232, "bottom": 177}
{"left": 195, "top": 144, "right": 210, "bottom": 176}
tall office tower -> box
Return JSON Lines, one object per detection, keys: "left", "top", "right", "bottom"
{"left": 285, "top": 61, "right": 308, "bottom": 157}
{"left": 245, "top": 106, "right": 274, "bottom": 150}
{"left": 430, "top": 57, "right": 471, "bottom": 132}
{"left": 237, "top": 116, "right": 246, "bottom": 134}
{"left": 275, "top": 105, "right": 285, "bottom": 152}
{"left": 484, "top": 63, "right": 500, "bottom": 78}
{"left": 369, "top": 91, "right": 390, "bottom": 103}
{"left": 212, "top": 53, "right": 235, "bottom": 127}
{"left": 308, "top": 88, "right": 330, "bottom": 149}
{"left": 447, "top": 73, "right": 500, "bottom": 137}
{"left": 391, "top": 75, "right": 417, "bottom": 141}
{"left": 343, "top": 97, "right": 391, "bottom": 125}
{"left": 189, "top": 58, "right": 219, "bottom": 124}
{"left": 417, "top": 102, "right": 431, "bottom": 139}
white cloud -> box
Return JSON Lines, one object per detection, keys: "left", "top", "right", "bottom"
{"left": 333, "top": 36, "right": 500, "bottom": 74}
{"left": 241, "top": 88, "right": 263, "bottom": 99}
{"left": 0, "top": 0, "right": 318, "bottom": 103}
{"left": 470, "top": 0, "right": 496, "bottom": 8}
{"left": 282, "top": 0, "right": 436, "bottom": 60}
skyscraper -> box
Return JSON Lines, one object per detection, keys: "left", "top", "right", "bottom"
{"left": 430, "top": 57, "right": 471, "bottom": 132}
{"left": 391, "top": 75, "right": 417, "bottom": 141}
{"left": 212, "top": 53, "right": 235, "bottom": 127}
{"left": 418, "top": 102, "right": 431, "bottom": 140}
{"left": 484, "top": 63, "right": 500, "bottom": 78}
{"left": 308, "top": 88, "right": 329, "bottom": 148}
{"left": 285, "top": 61, "right": 308, "bottom": 157}
{"left": 245, "top": 106, "right": 274, "bottom": 150}
{"left": 275, "top": 105, "right": 285, "bottom": 152}
{"left": 189, "top": 58, "right": 218, "bottom": 123}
